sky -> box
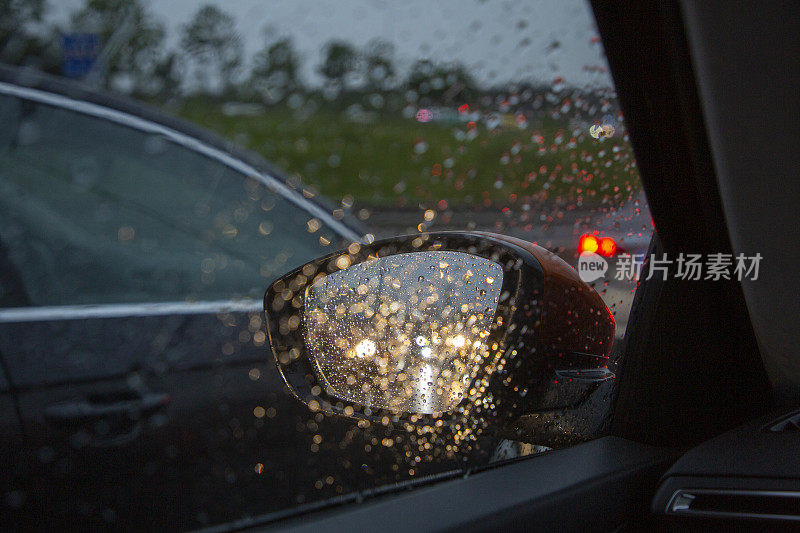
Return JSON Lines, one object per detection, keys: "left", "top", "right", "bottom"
{"left": 48, "top": 0, "right": 615, "bottom": 89}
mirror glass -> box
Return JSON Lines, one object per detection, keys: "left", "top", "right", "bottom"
{"left": 304, "top": 251, "right": 503, "bottom": 414}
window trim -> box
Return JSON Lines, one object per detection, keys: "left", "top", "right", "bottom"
{"left": 0, "top": 299, "right": 263, "bottom": 323}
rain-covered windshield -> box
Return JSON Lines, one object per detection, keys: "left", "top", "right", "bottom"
{"left": 0, "top": 0, "right": 652, "bottom": 529}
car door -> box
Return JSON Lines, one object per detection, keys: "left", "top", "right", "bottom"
{"left": 0, "top": 88, "right": 354, "bottom": 530}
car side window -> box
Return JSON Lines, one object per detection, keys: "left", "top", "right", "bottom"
{"left": 0, "top": 93, "right": 339, "bottom": 306}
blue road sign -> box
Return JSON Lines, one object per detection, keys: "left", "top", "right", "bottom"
{"left": 62, "top": 33, "right": 101, "bottom": 79}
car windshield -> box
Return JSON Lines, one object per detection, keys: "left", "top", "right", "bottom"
{"left": 0, "top": 0, "right": 652, "bottom": 529}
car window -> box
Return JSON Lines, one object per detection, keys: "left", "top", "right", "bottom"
{"left": 0, "top": 0, "right": 653, "bottom": 529}
{"left": 0, "top": 93, "right": 342, "bottom": 306}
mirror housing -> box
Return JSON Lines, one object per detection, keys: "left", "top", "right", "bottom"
{"left": 264, "top": 232, "right": 614, "bottom": 434}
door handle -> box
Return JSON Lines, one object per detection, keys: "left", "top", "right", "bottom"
{"left": 45, "top": 392, "right": 170, "bottom": 447}
{"left": 45, "top": 392, "right": 170, "bottom": 420}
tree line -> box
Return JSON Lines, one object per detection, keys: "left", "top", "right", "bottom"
{"left": 0, "top": 0, "right": 480, "bottom": 105}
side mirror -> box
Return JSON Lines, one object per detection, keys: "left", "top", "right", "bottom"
{"left": 265, "top": 232, "right": 614, "bottom": 435}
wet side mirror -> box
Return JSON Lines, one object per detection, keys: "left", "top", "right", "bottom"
{"left": 264, "top": 232, "right": 614, "bottom": 430}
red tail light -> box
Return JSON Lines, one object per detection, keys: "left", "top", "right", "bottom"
{"left": 578, "top": 234, "right": 599, "bottom": 254}
{"left": 599, "top": 237, "right": 617, "bottom": 257}
{"left": 579, "top": 234, "right": 617, "bottom": 257}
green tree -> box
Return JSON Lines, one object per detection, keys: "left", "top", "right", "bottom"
{"left": 363, "top": 38, "right": 395, "bottom": 91}
{"left": 0, "top": 0, "right": 60, "bottom": 73}
{"left": 151, "top": 51, "right": 182, "bottom": 100}
{"left": 180, "top": 4, "right": 242, "bottom": 95}
{"left": 407, "top": 59, "right": 435, "bottom": 93}
{"left": 0, "top": 0, "right": 44, "bottom": 40}
{"left": 251, "top": 36, "right": 300, "bottom": 98}
{"left": 407, "top": 59, "right": 477, "bottom": 104}
{"left": 318, "top": 40, "right": 358, "bottom": 91}
{"left": 70, "top": 0, "right": 165, "bottom": 93}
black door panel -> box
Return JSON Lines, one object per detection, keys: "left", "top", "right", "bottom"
{"left": 1, "top": 310, "right": 464, "bottom": 529}
{"left": 0, "top": 311, "right": 277, "bottom": 528}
